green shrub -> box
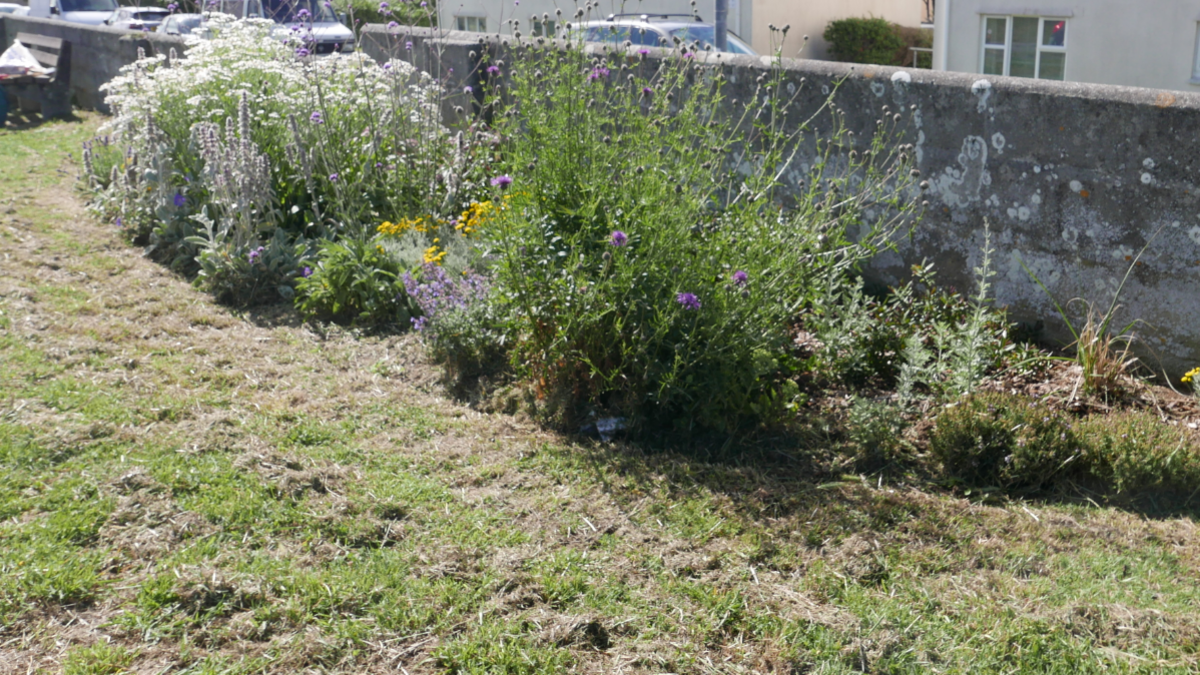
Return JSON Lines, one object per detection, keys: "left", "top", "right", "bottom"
{"left": 1078, "top": 412, "right": 1200, "bottom": 495}
{"left": 295, "top": 237, "right": 412, "bottom": 327}
{"left": 477, "top": 43, "right": 919, "bottom": 434}
{"left": 929, "top": 393, "right": 1082, "bottom": 491}
{"left": 824, "top": 17, "right": 907, "bottom": 65}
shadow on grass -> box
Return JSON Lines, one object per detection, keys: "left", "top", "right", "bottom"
{"left": 0, "top": 109, "right": 86, "bottom": 132}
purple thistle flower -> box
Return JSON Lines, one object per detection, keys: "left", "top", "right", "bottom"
{"left": 641, "top": 86, "right": 653, "bottom": 97}
{"left": 683, "top": 51, "right": 695, "bottom": 59}
{"left": 487, "top": 65, "right": 500, "bottom": 76}
{"left": 490, "top": 175, "right": 513, "bottom": 188}
{"left": 309, "top": 110, "right": 323, "bottom": 123}
{"left": 587, "top": 65, "right": 610, "bottom": 82}
{"left": 463, "top": 85, "right": 473, "bottom": 94}
{"left": 329, "top": 173, "right": 339, "bottom": 182}
{"left": 301, "top": 266, "right": 313, "bottom": 277}
{"left": 732, "top": 270, "right": 748, "bottom": 286}
{"left": 637, "top": 48, "right": 649, "bottom": 55}
{"left": 173, "top": 192, "right": 186, "bottom": 207}
{"left": 676, "top": 292, "right": 701, "bottom": 310}
{"left": 296, "top": 47, "right": 310, "bottom": 57}
{"left": 610, "top": 230, "right": 628, "bottom": 247}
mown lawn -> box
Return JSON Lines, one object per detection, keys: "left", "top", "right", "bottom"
{"left": 1, "top": 115, "right": 1199, "bottom": 674}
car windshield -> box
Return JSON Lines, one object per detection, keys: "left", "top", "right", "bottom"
{"left": 262, "top": 0, "right": 337, "bottom": 23}
{"left": 133, "top": 10, "right": 168, "bottom": 19}
{"left": 668, "top": 26, "right": 756, "bottom": 55}
{"left": 584, "top": 25, "right": 666, "bottom": 47}
{"left": 61, "top": 0, "right": 117, "bottom": 12}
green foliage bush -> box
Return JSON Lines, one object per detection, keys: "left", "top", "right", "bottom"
{"left": 824, "top": 17, "right": 907, "bottom": 66}
{"left": 478, "top": 44, "right": 919, "bottom": 434}
{"left": 929, "top": 393, "right": 1082, "bottom": 491}
{"left": 1077, "top": 413, "right": 1200, "bottom": 495}
{"left": 295, "top": 237, "right": 411, "bottom": 327}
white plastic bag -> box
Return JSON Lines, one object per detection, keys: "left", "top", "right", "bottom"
{"left": 0, "top": 41, "right": 52, "bottom": 77}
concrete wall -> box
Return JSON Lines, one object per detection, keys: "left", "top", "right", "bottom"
{"left": 935, "top": 0, "right": 1200, "bottom": 92}
{"left": 1, "top": 14, "right": 183, "bottom": 112}
{"left": 367, "top": 23, "right": 1200, "bottom": 377}
{"left": 753, "top": 0, "right": 925, "bottom": 60}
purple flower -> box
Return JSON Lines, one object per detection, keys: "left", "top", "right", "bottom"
{"left": 301, "top": 266, "right": 313, "bottom": 277}
{"left": 490, "top": 175, "right": 513, "bottom": 188}
{"left": 587, "top": 65, "right": 610, "bottom": 82}
{"left": 610, "top": 230, "right": 628, "bottom": 247}
{"left": 309, "top": 110, "right": 323, "bottom": 123}
{"left": 487, "top": 65, "right": 500, "bottom": 76}
{"left": 115, "top": 216, "right": 123, "bottom": 228}
{"left": 676, "top": 292, "right": 701, "bottom": 310}
{"left": 173, "top": 192, "right": 185, "bottom": 207}
{"left": 248, "top": 246, "right": 265, "bottom": 265}
{"left": 387, "top": 20, "right": 399, "bottom": 28}
{"left": 167, "top": 2, "right": 177, "bottom": 10}
{"left": 329, "top": 173, "right": 339, "bottom": 182}
{"left": 419, "top": 1, "right": 425, "bottom": 7}
{"left": 637, "top": 48, "right": 649, "bottom": 55}
{"left": 296, "top": 47, "right": 310, "bottom": 57}
{"left": 405, "top": 41, "right": 413, "bottom": 50}
{"left": 682, "top": 51, "right": 695, "bottom": 59}
{"left": 641, "top": 86, "right": 653, "bottom": 97}
{"left": 297, "top": 7, "right": 310, "bottom": 17}
{"left": 378, "top": 1, "right": 388, "bottom": 10}
{"left": 463, "top": 85, "right": 473, "bottom": 94}
{"left": 383, "top": 62, "right": 393, "bottom": 69}
{"left": 732, "top": 270, "right": 748, "bottom": 286}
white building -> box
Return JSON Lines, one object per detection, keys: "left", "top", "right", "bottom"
{"left": 933, "top": 0, "right": 1200, "bottom": 91}
{"left": 435, "top": 0, "right": 925, "bottom": 58}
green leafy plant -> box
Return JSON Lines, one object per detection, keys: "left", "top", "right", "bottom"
{"left": 295, "top": 236, "right": 411, "bottom": 327}
{"left": 929, "top": 392, "right": 1082, "bottom": 492}
{"left": 823, "top": 17, "right": 907, "bottom": 65}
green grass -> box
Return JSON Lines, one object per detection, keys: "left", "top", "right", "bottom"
{"left": 3, "top": 115, "right": 1200, "bottom": 673}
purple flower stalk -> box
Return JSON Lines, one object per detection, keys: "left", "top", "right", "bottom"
{"left": 115, "top": 216, "right": 123, "bottom": 228}
{"left": 610, "top": 230, "right": 628, "bottom": 247}
{"left": 676, "top": 292, "right": 701, "bottom": 310}
{"left": 403, "top": 264, "right": 492, "bottom": 336}
{"left": 248, "top": 246, "right": 265, "bottom": 265}
{"left": 490, "top": 175, "right": 513, "bottom": 188}
{"left": 173, "top": 192, "right": 185, "bottom": 207}
{"left": 732, "top": 270, "right": 748, "bottom": 286}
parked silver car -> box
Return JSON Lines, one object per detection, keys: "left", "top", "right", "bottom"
{"left": 160, "top": 11, "right": 204, "bottom": 35}
{"left": 103, "top": 6, "right": 171, "bottom": 31}
{"left": 575, "top": 13, "right": 757, "bottom": 56}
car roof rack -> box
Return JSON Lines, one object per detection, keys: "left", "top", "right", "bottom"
{"left": 605, "top": 13, "right": 703, "bottom": 22}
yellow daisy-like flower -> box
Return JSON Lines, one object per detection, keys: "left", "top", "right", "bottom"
{"left": 1183, "top": 367, "right": 1200, "bottom": 384}
{"left": 423, "top": 243, "right": 447, "bottom": 265}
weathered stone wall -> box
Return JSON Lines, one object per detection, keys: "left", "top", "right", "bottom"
{"left": 1, "top": 15, "right": 184, "bottom": 112}
{"left": 7, "top": 16, "right": 1200, "bottom": 376}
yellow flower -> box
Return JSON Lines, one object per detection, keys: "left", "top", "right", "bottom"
{"left": 423, "top": 244, "right": 447, "bottom": 265}
{"left": 1183, "top": 367, "right": 1200, "bottom": 384}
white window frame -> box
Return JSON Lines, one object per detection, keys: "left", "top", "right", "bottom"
{"left": 980, "top": 15, "right": 1068, "bottom": 80}
{"left": 1192, "top": 22, "right": 1200, "bottom": 83}
{"left": 455, "top": 15, "right": 486, "bottom": 32}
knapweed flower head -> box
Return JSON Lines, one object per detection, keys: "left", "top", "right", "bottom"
{"left": 1184, "top": 367, "right": 1200, "bottom": 384}
{"left": 490, "top": 175, "right": 513, "bottom": 188}
{"left": 732, "top": 270, "right": 748, "bottom": 286}
{"left": 248, "top": 246, "right": 265, "bottom": 264}
{"left": 610, "top": 230, "right": 628, "bottom": 247}
{"left": 487, "top": 65, "right": 501, "bottom": 76}
{"left": 309, "top": 110, "right": 323, "bottom": 123}
{"left": 637, "top": 48, "right": 649, "bottom": 55}
{"left": 463, "top": 85, "right": 473, "bottom": 94}
{"left": 587, "top": 65, "right": 610, "bottom": 82}
{"left": 641, "top": 86, "right": 653, "bottom": 97}
{"left": 676, "top": 292, "right": 701, "bottom": 310}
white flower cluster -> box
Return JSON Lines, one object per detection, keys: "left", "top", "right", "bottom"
{"left": 100, "top": 15, "right": 444, "bottom": 159}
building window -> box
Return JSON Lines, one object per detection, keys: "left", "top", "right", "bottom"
{"left": 455, "top": 15, "right": 486, "bottom": 32}
{"left": 532, "top": 19, "right": 556, "bottom": 37}
{"left": 981, "top": 16, "right": 1067, "bottom": 80}
{"left": 1193, "top": 23, "right": 1200, "bottom": 82}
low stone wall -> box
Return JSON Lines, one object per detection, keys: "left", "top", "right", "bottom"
{"left": 363, "top": 24, "right": 1200, "bottom": 378}
{"left": 1, "top": 15, "right": 183, "bottom": 112}
{"left": 7, "top": 16, "right": 1200, "bottom": 376}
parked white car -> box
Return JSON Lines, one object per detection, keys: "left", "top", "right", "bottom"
{"left": 0, "top": 3, "right": 31, "bottom": 15}
{"left": 103, "top": 6, "right": 171, "bottom": 31}
{"left": 160, "top": 11, "right": 204, "bottom": 35}
{"left": 209, "top": 0, "right": 354, "bottom": 52}
{"left": 27, "top": 0, "right": 118, "bottom": 25}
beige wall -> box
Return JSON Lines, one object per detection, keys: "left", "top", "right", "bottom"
{"left": 751, "top": 0, "right": 925, "bottom": 59}
{"left": 935, "top": 0, "right": 1200, "bottom": 91}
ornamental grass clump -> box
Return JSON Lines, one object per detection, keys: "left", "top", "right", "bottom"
{"left": 466, "top": 39, "right": 921, "bottom": 435}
